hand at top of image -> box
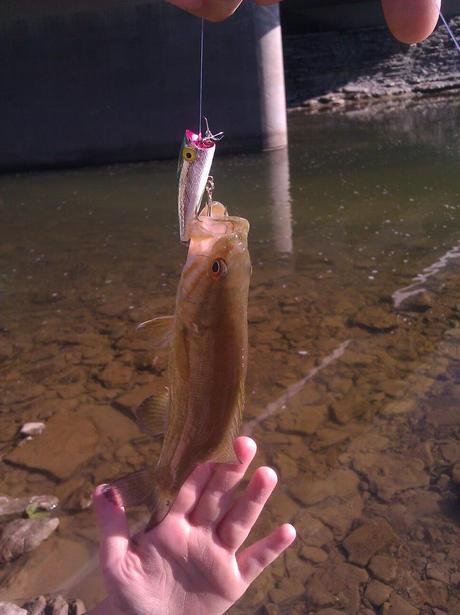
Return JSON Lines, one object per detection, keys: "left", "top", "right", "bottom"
{"left": 167, "top": 0, "right": 441, "bottom": 45}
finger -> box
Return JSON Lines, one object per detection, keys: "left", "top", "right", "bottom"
{"left": 381, "top": 0, "right": 440, "bottom": 44}
{"left": 167, "top": 0, "right": 244, "bottom": 22}
{"left": 92, "top": 484, "right": 129, "bottom": 571}
{"left": 189, "top": 436, "right": 257, "bottom": 527}
{"left": 170, "top": 461, "right": 214, "bottom": 517}
{"left": 237, "top": 523, "right": 296, "bottom": 585}
{"left": 217, "top": 466, "right": 277, "bottom": 550}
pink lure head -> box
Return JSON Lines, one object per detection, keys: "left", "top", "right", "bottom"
{"left": 185, "top": 129, "right": 215, "bottom": 150}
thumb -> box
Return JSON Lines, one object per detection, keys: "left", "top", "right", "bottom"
{"left": 93, "top": 484, "right": 130, "bottom": 571}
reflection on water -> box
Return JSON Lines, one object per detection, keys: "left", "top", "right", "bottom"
{"left": 1, "top": 102, "right": 460, "bottom": 613}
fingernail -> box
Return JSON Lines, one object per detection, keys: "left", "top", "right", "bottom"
{"left": 102, "top": 484, "right": 117, "bottom": 505}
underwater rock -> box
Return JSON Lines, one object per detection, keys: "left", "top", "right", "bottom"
{"left": 277, "top": 404, "right": 327, "bottom": 435}
{"left": 396, "top": 290, "right": 433, "bottom": 312}
{"left": 348, "top": 307, "right": 398, "bottom": 333}
{"left": 380, "top": 399, "right": 417, "bottom": 417}
{"left": 368, "top": 554, "right": 397, "bottom": 583}
{"left": 452, "top": 462, "right": 460, "bottom": 485}
{"left": 5, "top": 411, "right": 98, "bottom": 480}
{"left": 342, "top": 518, "right": 398, "bottom": 566}
{"left": 294, "top": 510, "right": 333, "bottom": 547}
{"left": 352, "top": 452, "right": 429, "bottom": 500}
{"left": 383, "top": 593, "right": 419, "bottom": 615}
{"left": 0, "top": 339, "right": 14, "bottom": 361}
{"left": 299, "top": 545, "right": 328, "bottom": 564}
{"left": 306, "top": 562, "right": 368, "bottom": 613}
{"left": 98, "top": 361, "right": 132, "bottom": 388}
{"left": 0, "top": 494, "right": 58, "bottom": 520}
{"left": 0, "top": 603, "right": 27, "bottom": 615}
{"left": 290, "top": 469, "right": 359, "bottom": 507}
{"left": 0, "top": 518, "right": 59, "bottom": 563}
{"left": 20, "top": 423, "right": 46, "bottom": 438}
{"left": 365, "top": 579, "right": 393, "bottom": 606}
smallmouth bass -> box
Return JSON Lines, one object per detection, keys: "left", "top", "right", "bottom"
{"left": 111, "top": 206, "right": 251, "bottom": 530}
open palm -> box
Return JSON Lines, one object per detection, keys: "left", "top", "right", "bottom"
{"left": 90, "top": 437, "right": 295, "bottom": 615}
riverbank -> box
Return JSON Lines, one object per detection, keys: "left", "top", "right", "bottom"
{"left": 284, "top": 16, "right": 460, "bottom": 113}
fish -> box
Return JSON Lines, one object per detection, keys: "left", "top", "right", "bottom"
{"left": 177, "top": 122, "right": 223, "bottom": 242}
{"left": 111, "top": 204, "right": 251, "bottom": 530}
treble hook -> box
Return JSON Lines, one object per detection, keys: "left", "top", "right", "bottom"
{"left": 203, "top": 117, "right": 224, "bottom": 142}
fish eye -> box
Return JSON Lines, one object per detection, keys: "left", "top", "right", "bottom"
{"left": 210, "top": 258, "right": 228, "bottom": 280}
{"left": 183, "top": 146, "right": 196, "bottom": 162}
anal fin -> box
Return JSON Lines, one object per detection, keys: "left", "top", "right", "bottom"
{"left": 110, "top": 467, "right": 158, "bottom": 510}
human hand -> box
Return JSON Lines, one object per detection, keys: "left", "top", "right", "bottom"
{"left": 88, "top": 437, "right": 295, "bottom": 615}
{"left": 167, "top": 0, "right": 440, "bottom": 45}
{"left": 166, "top": 0, "right": 280, "bottom": 23}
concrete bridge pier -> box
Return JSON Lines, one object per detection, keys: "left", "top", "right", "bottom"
{"left": 0, "top": 1, "right": 287, "bottom": 171}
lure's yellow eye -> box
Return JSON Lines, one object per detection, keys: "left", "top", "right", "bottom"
{"left": 182, "top": 146, "right": 196, "bottom": 162}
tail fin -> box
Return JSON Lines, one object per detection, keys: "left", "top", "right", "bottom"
{"left": 110, "top": 466, "right": 174, "bottom": 528}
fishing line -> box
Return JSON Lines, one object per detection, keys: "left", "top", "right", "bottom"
{"left": 439, "top": 10, "right": 460, "bottom": 54}
{"left": 198, "top": 17, "right": 205, "bottom": 135}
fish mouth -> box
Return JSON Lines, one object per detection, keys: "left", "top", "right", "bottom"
{"left": 194, "top": 215, "right": 250, "bottom": 239}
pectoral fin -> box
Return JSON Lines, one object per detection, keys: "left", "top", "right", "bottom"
{"left": 136, "top": 316, "right": 174, "bottom": 348}
{"left": 135, "top": 391, "right": 169, "bottom": 437}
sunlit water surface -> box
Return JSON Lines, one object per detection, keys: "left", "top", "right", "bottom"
{"left": 0, "top": 102, "right": 459, "bottom": 614}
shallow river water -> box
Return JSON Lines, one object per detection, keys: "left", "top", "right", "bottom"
{"left": 0, "top": 101, "right": 459, "bottom": 614}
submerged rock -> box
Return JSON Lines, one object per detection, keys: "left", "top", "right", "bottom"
{"left": 0, "top": 494, "right": 58, "bottom": 520}
{"left": 0, "top": 518, "right": 59, "bottom": 563}
{"left": 343, "top": 518, "right": 398, "bottom": 566}
{"left": 20, "top": 423, "right": 46, "bottom": 438}
{"left": 352, "top": 452, "right": 429, "bottom": 500}
{"left": 396, "top": 290, "right": 433, "bottom": 312}
{"left": 5, "top": 412, "right": 98, "bottom": 480}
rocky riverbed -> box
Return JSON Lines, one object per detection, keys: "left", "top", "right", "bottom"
{"left": 284, "top": 16, "right": 460, "bottom": 114}
{"left": 1, "top": 104, "right": 460, "bottom": 613}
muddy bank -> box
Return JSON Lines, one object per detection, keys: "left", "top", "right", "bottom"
{"left": 284, "top": 16, "right": 460, "bottom": 113}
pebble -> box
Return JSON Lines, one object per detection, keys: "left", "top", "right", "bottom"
{"left": 19, "top": 422, "right": 46, "bottom": 437}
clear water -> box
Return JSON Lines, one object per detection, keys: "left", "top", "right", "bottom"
{"left": 0, "top": 101, "right": 459, "bottom": 613}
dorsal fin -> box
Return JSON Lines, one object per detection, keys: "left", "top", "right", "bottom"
{"left": 136, "top": 316, "right": 174, "bottom": 348}
{"left": 135, "top": 391, "right": 169, "bottom": 437}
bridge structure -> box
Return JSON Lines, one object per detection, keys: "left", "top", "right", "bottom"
{"left": 0, "top": 0, "right": 458, "bottom": 171}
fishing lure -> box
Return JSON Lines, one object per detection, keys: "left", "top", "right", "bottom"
{"left": 177, "top": 120, "right": 223, "bottom": 242}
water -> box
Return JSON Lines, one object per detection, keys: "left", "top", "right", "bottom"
{"left": 1, "top": 101, "right": 459, "bottom": 613}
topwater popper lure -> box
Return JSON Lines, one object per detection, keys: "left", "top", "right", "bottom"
{"left": 177, "top": 120, "right": 223, "bottom": 242}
